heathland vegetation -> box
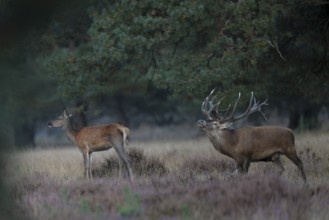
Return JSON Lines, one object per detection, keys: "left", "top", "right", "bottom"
{"left": 2, "top": 132, "right": 329, "bottom": 219}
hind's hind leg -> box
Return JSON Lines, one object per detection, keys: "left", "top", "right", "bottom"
{"left": 113, "top": 141, "right": 133, "bottom": 181}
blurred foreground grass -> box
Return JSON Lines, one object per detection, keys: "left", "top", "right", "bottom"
{"left": 1, "top": 133, "right": 329, "bottom": 219}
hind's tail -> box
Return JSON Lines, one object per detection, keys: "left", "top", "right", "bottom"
{"left": 118, "top": 126, "right": 133, "bottom": 181}
{"left": 119, "top": 127, "right": 130, "bottom": 148}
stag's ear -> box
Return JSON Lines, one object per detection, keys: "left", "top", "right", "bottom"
{"left": 219, "top": 122, "right": 232, "bottom": 129}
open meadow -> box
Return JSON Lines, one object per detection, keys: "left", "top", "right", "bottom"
{"left": 2, "top": 132, "right": 329, "bottom": 220}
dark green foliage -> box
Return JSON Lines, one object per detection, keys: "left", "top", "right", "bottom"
{"left": 40, "top": 0, "right": 329, "bottom": 130}
{"left": 45, "top": 0, "right": 284, "bottom": 99}
{"left": 116, "top": 187, "right": 141, "bottom": 217}
{"left": 1, "top": 0, "right": 329, "bottom": 148}
{"left": 0, "top": 47, "right": 61, "bottom": 147}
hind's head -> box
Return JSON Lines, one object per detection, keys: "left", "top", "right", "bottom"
{"left": 48, "top": 110, "right": 72, "bottom": 128}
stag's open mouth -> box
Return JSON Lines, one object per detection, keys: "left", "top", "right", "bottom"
{"left": 197, "top": 120, "right": 206, "bottom": 128}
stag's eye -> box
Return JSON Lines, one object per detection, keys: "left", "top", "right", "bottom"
{"left": 211, "top": 121, "right": 219, "bottom": 127}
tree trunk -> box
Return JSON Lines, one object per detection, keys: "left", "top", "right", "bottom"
{"left": 115, "top": 94, "right": 130, "bottom": 126}
{"left": 302, "top": 105, "right": 320, "bottom": 129}
{"left": 288, "top": 106, "right": 301, "bottom": 130}
{"left": 288, "top": 102, "right": 320, "bottom": 130}
{"left": 14, "top": 120, "right": 36, "bottom": 147}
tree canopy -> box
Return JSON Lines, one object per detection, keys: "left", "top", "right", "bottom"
{"left": 1, "top": 0, "right": 329, "bottom": 146}
{"left": 42, "top": 0, "right": 329, "bottom": 101}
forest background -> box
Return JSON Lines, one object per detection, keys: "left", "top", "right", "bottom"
{"left": 1, "top": 0, "right": 329, "bottom": 148}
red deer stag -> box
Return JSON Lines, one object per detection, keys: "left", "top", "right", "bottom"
{"left": 197, "top": 90, "right": 306, "bottom": 182}
{"left": 48, "top": 110, "right": 133, "bottom": 181}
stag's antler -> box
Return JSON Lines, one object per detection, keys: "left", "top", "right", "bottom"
{"left": 201, "top": 89, "right": 268, "bottom": 123}
{"left": 219, "top": 91, "right": 268, "bottom": 123}
{"left": 201, "top": 89, "right": 225, "bottom": 120}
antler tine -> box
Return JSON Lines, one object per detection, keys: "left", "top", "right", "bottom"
{"left": 240, "top": 91, "right": 255, "bottom": 116}
{"left": 201, "top": 89, "right": 217, "bottom": 119}
{"left": 215, "top": 96, "right": 225, "bottom": 112}
{"left": 224, "top": 92, "right": 241, "bottom": 121}
{"left": 201, "top": 89, "right": 266, "bottom": 123}
{"left": 216, "top": 91, "right": 269, "bottom": 124}
{"left": 250, "top": 96, "right": 269, "bottom": 120}
{"left": 232, "top": 91, "right": 269, "bottom": 122}
{"left": 221, "top": 104, "right": 232, "bottom": 120}
{"left": 201, "top": 89, "right": 213, "bottom": 113}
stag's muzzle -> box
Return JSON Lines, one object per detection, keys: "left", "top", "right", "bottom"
{"left": 197, "top": 120, "right": 206, "bottom": 128}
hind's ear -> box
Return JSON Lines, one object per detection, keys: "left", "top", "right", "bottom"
{"left": 63, "top": 109, "right": 72, "bottom": 118}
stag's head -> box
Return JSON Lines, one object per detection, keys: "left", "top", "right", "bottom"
{"left": 48, "top": 110, "right": 72, "bottom": 128}
{"left": 197, "top": 89, "right": 268, "bottom": 133}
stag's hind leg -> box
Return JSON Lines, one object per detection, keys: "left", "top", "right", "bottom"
{"left": 271, "top": 153, "right": 284, "bottom": 176}
{"left": 285, "top": 152, "right": 307, "bottom": 182}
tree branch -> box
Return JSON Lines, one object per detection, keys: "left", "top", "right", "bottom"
{"left": 266, "top": 40, "right": 286, "bottom": 62}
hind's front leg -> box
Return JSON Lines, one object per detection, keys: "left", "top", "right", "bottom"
{"left": 82, "top": 152, "right": 92, "bottom": 180}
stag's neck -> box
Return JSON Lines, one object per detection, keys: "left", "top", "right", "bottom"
{"left": 63, "top": 118, "right": 79, "bottom": 144}
{"left": 208, "top": 128, "right": 238, "bottom": 156}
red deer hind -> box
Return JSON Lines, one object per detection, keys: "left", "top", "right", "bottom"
{"left": 48, "top": 110, "right": 133, "bottom": 181}
{"left": 197, "top": 89, "right": 306, "bottom": 182}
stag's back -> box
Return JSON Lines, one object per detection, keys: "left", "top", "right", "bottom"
{"left": 236, "top": 126, "right": 295, "bottom": 159}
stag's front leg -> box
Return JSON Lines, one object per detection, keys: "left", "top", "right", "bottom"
{"left": 234, "top": 157, "right": 249, "bottom": 174}
{"left": 242, "top": 159, "right": 250, "bottom": 173}
{"left": 234, "top": 161, "right": 243, "bottom": 174}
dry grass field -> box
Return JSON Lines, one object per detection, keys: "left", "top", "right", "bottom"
{"left": 1, "top": 132, "right": 329, "bottom": 220}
